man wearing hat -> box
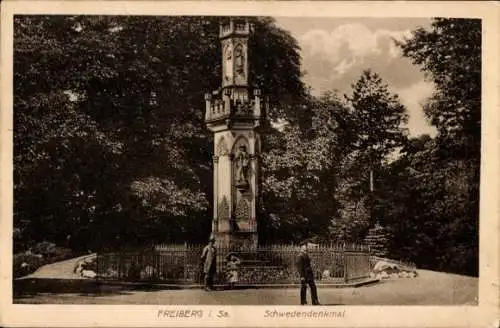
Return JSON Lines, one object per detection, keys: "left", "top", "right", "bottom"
{"left": 296, "top": 241, "right": 320, "bottom": 305}
{"left": 201, "top": 236, "right": 217, "bottom": 291}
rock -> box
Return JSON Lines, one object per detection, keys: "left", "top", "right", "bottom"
{"left": 82, "top": 270, "right": 96, "bottom": 278}
{"left": 369, "top": 272, "right": 375, "bottom": 278}
{"left": 378, "top": 271, "right": 389, "bottom": 279}
{"left": 390, "top": 272, "right": 399, "bottom": 279}
{"left": 373, "top": 260, "right": 398, "bottom": 273}
{"left": 322, "top": 270, "right": 330, "bottom": 279}
{"left": 409, "top": 271, "right": 417, "bottom": 278}
{"left": 101, "top": 269, "right": 117, "bottom": 278}
{"left": 399, "top": 271, "right": 408, "bottom": 278}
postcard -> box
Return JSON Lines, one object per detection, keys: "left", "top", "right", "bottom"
{"left": 1, "top": 1, "right": 498, "bottom": 327}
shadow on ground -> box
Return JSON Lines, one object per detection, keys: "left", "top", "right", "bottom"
{"left": 14, "top": 278, "right": 298, "bottom": 301}
{"left": 13, "top": 278, "right": 184, "bottom": 300}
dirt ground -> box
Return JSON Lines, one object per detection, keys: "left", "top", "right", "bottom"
{"left": 14, "top": 268, "right": 477, "bottom": 305}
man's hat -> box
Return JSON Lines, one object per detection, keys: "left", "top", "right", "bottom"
{"left": 209, "top": 235, "right": 215, "bottom": 242}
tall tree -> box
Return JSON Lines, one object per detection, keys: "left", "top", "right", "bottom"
{"left": 397, "top": 18, "right": 481, "bottom": 160}
{"left": 393, "top": 18, "right": 481, "bottom": 275}
{"left": 332, "top": 70, "right": 408, "bottom": 243}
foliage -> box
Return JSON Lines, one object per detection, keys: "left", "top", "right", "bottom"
{"left": 14, "top": 15, "right": 307, "bottom": 249}
{"left": 13, "top": 252, "right": 45, "bottom": 278}
{"left": 331, "top": 70, "right": 408, "bottom": 243}
{"left": 13, "top": 242, "right": 75, "bottom": 278}
{"left": 397, "top": 18, "right": 481, "bottom": 155}
{"left": 260, "top": 93, "right": 346, "bottom": 242}
{"left": 345, "top": 69, "right": 409, "bottom": 158}
{"left": 391, "top": 18, "right": 480, "bottom": 276}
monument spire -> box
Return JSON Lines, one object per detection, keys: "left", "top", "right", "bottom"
{"left": 204, "top": 18, "right": 262, "bottom": 249}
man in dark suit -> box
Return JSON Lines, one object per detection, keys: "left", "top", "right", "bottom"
{"left": 201, "top": 236, "right": 217, "bottom": 291}
{"left": 296, "top": 241, "right": 320, "bottom": 305}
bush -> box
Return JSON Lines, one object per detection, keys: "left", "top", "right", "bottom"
{"left": 13, "top": 242, "right": 75, "bottom": 278}
{"left": 13, "top": 252, "right": 44, "bottom": 278}
{"left": 30, "top": 241, "right": 73, "bottom": 263}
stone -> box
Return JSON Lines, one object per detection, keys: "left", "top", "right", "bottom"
{"left": 82, "top": 270, "right": 96, "bottom": 278}
{"left": 373, "top": 260, "right": 398, "bottom": 273}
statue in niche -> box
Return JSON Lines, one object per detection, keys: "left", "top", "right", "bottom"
{"left": 224, "top": 44, "right": 233, "bottom": 82}
{"left": 235, "top": 145, "right": 250, "bottom": 187}
{"left": 234, "top": 44, "right": 245, "bottom": 76}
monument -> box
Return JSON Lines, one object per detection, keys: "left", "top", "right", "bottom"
{"left": 204, "top": 18, "right": 262, "bottom": 249}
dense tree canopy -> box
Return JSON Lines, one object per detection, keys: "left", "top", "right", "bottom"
{"left": 392, "top": 18, "right": 481, "bottom": 275}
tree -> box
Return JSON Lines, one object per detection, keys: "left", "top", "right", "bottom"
{"left": 376, "top": 134, "right": 478, "bottom": 275}
{"left": 332, "top": 70, "right": 408, "bottom": 243}
{"left": 393, "top": 18, "right": 480, "bottom": 276}
{"left": 260, "top": 92, "right": 348, "bottom": 243}
{"left": 345, "top": 69, "right": 409, "bottom": 160}
{"left": 397, "top": 18, "right": 481, "bottom": 159}
{"left": 14, "top": 15, "right": 307, "bottom": 250}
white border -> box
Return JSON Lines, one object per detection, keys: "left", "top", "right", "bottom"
{"left": 1, "top": 1, "right": 498, "bottom": 327}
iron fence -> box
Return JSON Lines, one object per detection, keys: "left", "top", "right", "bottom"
{"left": 96, "top": 243, "right": 371, "bottom": 285}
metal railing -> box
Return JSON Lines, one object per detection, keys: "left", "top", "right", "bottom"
{"left": 96, "top": 243, "right": 371, "bottom": 285}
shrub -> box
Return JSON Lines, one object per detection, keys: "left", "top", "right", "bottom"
{"left": 29, "top": 242, "right": 73, "bottom": 262}
{"left": 13, "top": 242, "right": 75, "bottom": 278}
{"left": 13, "top": 252, "right": 44, "bottom": 278}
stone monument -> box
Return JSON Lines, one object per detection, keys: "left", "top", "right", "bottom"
{"left": 204, "top": 18, "right": 262, "bottom": 249}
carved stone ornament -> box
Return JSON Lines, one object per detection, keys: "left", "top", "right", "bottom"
{"left": 217, "top": 196, "right": 230, "bottom": 220}
{"left": 235, "top": 198, "right": 250, "bottom": 221}
{"left": 212, "top": 218, "right": 218, "bottom": 232}
{"left": 217, "top": 138, "right": 229, "bottom": 156}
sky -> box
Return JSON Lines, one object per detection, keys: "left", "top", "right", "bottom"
{"left": 274, "top": 17, "right": 437, "bottom": 137}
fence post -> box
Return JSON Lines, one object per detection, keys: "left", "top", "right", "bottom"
{"left": 95, "top": 252, "right": 99, "bottom": 282}
{"left": 343, "top": 245, "right": 348, "bottom": 283}
{"left": 183, "top": 242, "right": 187, "bottom": 282}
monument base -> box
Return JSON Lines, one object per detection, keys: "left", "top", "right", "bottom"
{"left": 215, "top": 231, "right": 258, "bottom": 250}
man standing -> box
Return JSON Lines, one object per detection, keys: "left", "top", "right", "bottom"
{"left": 201, "top": 236, "right": 217, "bottom": 291}
{"left": 296, "top": 241, "right": 320, "bottom": 305}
